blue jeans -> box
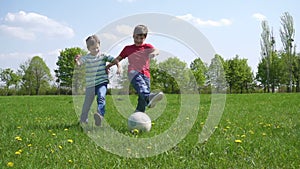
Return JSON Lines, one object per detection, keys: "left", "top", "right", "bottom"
{"left": 80, "top": 83, "right": 107, "bottom": 123}
{"left": 128, "top": 70, "right": 150, "bottom": 112}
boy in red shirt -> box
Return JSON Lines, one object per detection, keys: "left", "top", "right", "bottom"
{"left": 107, "top": 25, "right": 163, "bottom": 112}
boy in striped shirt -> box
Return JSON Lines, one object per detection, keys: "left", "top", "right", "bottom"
{"left": 75, "top": 35, "right": 121, "bottom": 126}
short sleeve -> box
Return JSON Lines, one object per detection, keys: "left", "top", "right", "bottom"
{"left": 119, "top": 46, "right": 129, "bottom": 59}
{"left": 101, "top": 53, "right": 115, "bottom": 62}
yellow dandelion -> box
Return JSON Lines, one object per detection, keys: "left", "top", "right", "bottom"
{"left": 64, "top": 128, "right": 69, "bottom": 131}
{"left": 28, "top": 144, "right": 32, "bottom": 147}
{"left": 241, "top": 134, "right": 246, "bottom": 138}
{"left": 67, "top": 139, "right": 74, "bottom": 143}
{"left": 235, "top": 139, "right": 242, "bottom": 143}
{"left": 7, "top": 162, "right": 14, "bottom": 167}
{"left": 262, "top": 133, "right": 266, "bottom": 136}
{"left": 15, "top": 151, "right": 21, "bottom": 155}
{"left": 59, "top": 145, "right": 63, "bottom": 149}
{"left": 68, "top": 160, "right": 73, "bottom": 163}
{"left": 15, "top": 136, "right": 22, "bottom": 141}
{"left": 226, "top": 126, "right": 230, "bottom": 129}
{"left": 132, "top": 129, "right": 139, "bottom": 135}
{"left": 52, "top": 133, "right": 56, "bottom": 136}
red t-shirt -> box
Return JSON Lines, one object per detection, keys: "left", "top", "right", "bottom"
{"left": 119, "top": 43, "right": 154, "bottom": 78}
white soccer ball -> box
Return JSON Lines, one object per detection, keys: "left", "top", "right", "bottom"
{"left": 128, "top": 112, "right": 152, "bottom": 132}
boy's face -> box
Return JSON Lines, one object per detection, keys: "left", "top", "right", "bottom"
{"left": 88, "top": 43, "right": 100, "bottom": 56}
{"left": 133, "top": 34, "right": 146, "bottom": 45}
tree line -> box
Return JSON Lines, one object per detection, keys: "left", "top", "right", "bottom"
{"left": 0, "top": 12, "right": 299, "bottom": 95}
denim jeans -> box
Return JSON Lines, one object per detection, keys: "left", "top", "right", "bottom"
{"left": 128, "top": 70, "right": 150, "bottom": 112}
{"left": 80, "top": 83, "right": 107, "bottom": 123}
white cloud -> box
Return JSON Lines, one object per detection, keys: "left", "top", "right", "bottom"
{"left": 100, "top": 33, "right": 118, "bottom": 41}
{"left": 116, "top": 24, "right": 133, "bottom": 35}
{"left": 0, "top": 11, "right": 74, "bottom": 40}
{"left": 177, "top": 14, "right": 232, "bottom": 27}
{"left": 98, "top": 24, "right": 132, "bottom": 43}
{"left": 0, "top": 25, "right": 35, "bottom": 40}
{"left": 252, "top": 13, "right": 267, "bottom": 21}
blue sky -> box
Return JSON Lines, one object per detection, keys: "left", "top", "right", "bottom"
{"left": 0, "top": 0, "right": 299, "bottom": 76}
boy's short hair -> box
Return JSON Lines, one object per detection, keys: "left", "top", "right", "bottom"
{"left": 133, "top": 25, "right": 148, "bottom": 36}
{"left": 86, "top": 35, "right": 100, "bottom": 49}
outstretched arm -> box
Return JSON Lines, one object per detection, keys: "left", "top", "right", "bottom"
{"left": 74, "top": 54, "right": 82, "bottom": 66}
{"left": 106, "top": 56, "right": 123, "bottom": 74}
{"left": 149, "top": 48, "right": 159, "bottom": 58}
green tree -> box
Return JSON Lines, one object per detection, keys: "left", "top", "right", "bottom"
{"left": 257, "top": 52, "right": 283, "bottom": 92}
{"left": 23, "top": 56, "right": 52, "bottom": 95}
{"left": 260, "top": 20, "right": 276, "bottom": 92}
{"left": 224, "top": 55, "right": 253, "bottom": 93}
{"left": 207, "top": 54, "right": 227, "bottom": 93}
{"left": 150, "top": 58, "right": 162, "bottom": 91}
{"left": 295, "top": 52, "right": 300, "bottom": 92}
{"left": 157, "top": 57, "right": 190, "bottom": 94}
{"left": 55, "top": 47, "right": 86, "bottom": 94}
{"left": 190, "top": 57, "right": 207, "bottom": 91}
{"left": 280, "top": 12, "right": 296, "bottom": 92}
{"left": 0, "top": 68, "right": 21, "bottom": 95}
{"left": 17, "top": 59, "right": 31, "bottom": 94}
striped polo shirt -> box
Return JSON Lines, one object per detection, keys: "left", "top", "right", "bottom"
{"left": 79, "top": 53, "right": 114, "bottom": 88}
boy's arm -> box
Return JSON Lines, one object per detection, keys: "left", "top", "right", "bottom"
{"left": 149, "top": 48, "right": 159, "bottom": 58}
{"left": 74, "top": 54, "right": 82, "bottom": 66}
{"left": 106, "top": 56, "right": 123, "bottom": 74}
{"left": 116, "top": 60, "right": 122, "bottom": 75}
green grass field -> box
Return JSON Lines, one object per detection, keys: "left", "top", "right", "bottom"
{"left": 0, "top": 94, "right": 299, "bottom": 168}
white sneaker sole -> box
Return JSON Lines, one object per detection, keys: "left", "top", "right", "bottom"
{"left": 94, "top": 113, "right": 103, "bottom": 126}
{"left": 148, "top": 92, "right": 164, "bottom": 108}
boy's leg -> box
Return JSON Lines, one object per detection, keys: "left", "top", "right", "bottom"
{"left": 94, "top": 83, "right": 107, "bottom": 126}
{"left": 80, "top": 87, "right": 95, "bottom": 123}
{"left": 95, "top": 83, "right": 107, "bottom": 116}
{"left": 148, "top": 92, "right": 164, "bottom": 108}
{"left": 129, "top": 71, "right": 150, "bottom": 112}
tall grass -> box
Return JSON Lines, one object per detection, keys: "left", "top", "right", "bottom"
{"left": 0, "top": 94, "right": 299, "bottom": 168}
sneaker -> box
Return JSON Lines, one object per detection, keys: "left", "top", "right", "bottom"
{"left": 148, "top": 92, "right": 164, "bottom": 108}
{"left": 94, "top": 113, "right": 103, "bottom": 126}
{"left": 79, "top": 121, "right": 88, "bottom": 125}
{"left": 79, "top": 119, "right": 88, "bottom": 126}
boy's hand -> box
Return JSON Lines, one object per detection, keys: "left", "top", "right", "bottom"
{"left": 116, "top": 67, "right": 122, "bottom": 75}
{"left": 74, "top": 54, "right": 81, "bottom": 65}
{"left": 148, "top": 48, "right": 159, "bottom": 58}
{"left": 148, "top": 53, "right": 156, "bottom": 58}
{"left": 106, "top": 64, "right": 112, "bottom": 74}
